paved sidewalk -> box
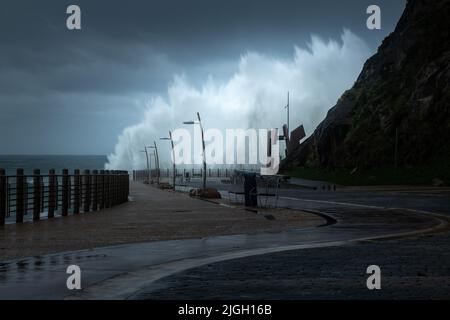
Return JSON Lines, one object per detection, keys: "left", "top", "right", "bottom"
{"left": 0, "top": 182, "right": 323, "bottom": 261}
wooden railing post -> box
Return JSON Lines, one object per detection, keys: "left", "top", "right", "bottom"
{"left": 109, "top": 170, "right": 113, "bottom": 207}
{"left": 0, "top": 169, "right": 6, "bottom": 226}
{"left": 16, "top": 168, "right": 24, "bottom": 223}
{"left": 119, "top": 171, "right": 126, "bottom": 203}
{"left": 92, "top": 170, "right": 98, "bottom": 211}
{"left": 114, "top": 171, "right": 118, "bottom": 205}
{"left": 83, "top": 170, "right": 91, "bottom": 212}
{"left": 32, "top": 169, "right": 42, "bottom": 221}
{"left": 99, "top": 170, "right": 105, "bottom": 209}
{"left": 110, "top": 171, "right": 115, "bottom": 206}
{"left": 62, "top": 169, "right": 69, "bottom": 216}
{"left": 73, "top": 169, "right": 80, "bottom": 214}
{"left": 48, "top": 169, "right": 56, "bottom": 218}
{"left": 124, "top": 171, "right": 129, "bottom": 202}
{"left": 104, "top": 170, "right": 110, "bottom": 208}
{"left": 125, "top": 172, "right": 130, "bottom": 202}
{"left": 119, "top": 171, "right": 123, "bottom": 203}
{"left": 107, "top": 170, "right": 112, "bottom": 207}
{"left": 119, "top": 171, "right": 124, "bottom": 203}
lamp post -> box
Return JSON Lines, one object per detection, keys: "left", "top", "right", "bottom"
{"left": 284, "top": 91, "right": 290, "bottom": 139}
{"left": 149, "top": 151, "right": 157, "bottom": 182}
{"left": 140, "top": 148, "right": 150, "bottom": 183}
{"left": 183, "top": 112, "right": 206, "bottom": 190}
{"left": 160, "top": 130, "right": 176, "bottom": 189}
{"left": 147, "top": 141, "right": 160, "bottom": 184}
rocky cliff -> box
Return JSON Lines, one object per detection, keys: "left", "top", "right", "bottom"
{"left": 283, "top": 0, "right": 450, "bottom": 172}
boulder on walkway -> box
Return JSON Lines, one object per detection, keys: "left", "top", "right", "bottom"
{"left": 158, "top": 182, "right": 174, "bottom": 190}
{"left": 189, "top": 188, "right": 222, "bottom": 199}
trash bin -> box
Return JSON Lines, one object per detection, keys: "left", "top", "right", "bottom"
{"left": 243, "top": 172, "right": 257, "bottom": 207}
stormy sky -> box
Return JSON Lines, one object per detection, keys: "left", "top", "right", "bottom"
{"left": 0, "top": 0, "right": 406, "bottom": 156}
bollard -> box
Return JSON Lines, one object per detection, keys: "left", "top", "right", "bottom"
{"left": 92, "top": 170, "right": 98, "bottom": 211}
{"left": 0, "top": 169, "right": 6, "bottom": 226}
{"left": 62, "top": 169, "right": 69, "bottom": 216}
{"left": 244, "top": 172, "right": 258, "bottom": 207}
{"left": 73, "top": 169, "right": 80, "bottom": 214}
{"left": 48, "top": 169, "right": 56, "bottom": 218}
{"left": 32, "top": 169, "right": 41, "bottom": 221}
{"left": 83, "top": 170, "right": 91, "bottom": 212}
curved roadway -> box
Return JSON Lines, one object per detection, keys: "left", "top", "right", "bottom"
{"left": 0, "top": 188, "right": 448, "bottom": 299}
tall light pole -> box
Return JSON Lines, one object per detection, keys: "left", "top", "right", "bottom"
{"left": 149, "top": 151, "right": 156, "bottom": 182}
{"left": 184, "top": 112, "right": 206, "bottom": 190}
{"left": 147, "top": 141, "right": 160, "bottom": 184}
{"left": 160, "top": 131, "right": 176, "bottom": 189}
{"left": 284, "top": 91, "right": 290, "bottom": 138}
{"left": 140, "top": 148, "right": 150, "bottom": 183}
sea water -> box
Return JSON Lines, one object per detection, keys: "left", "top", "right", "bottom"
{"left": 0, "top": 155, "right": 108, "bottom": 176}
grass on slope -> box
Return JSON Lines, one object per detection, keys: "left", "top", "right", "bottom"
{"left": 283, "top": 161, "right": 450, "bottom": 186}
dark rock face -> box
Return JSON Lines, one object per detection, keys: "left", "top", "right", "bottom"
{"left": 284, "top": 0, "right": 450, "bottom": 170}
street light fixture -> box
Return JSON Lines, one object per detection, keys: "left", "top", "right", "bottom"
{"left": 160, "top": 130, "right": 176, "bottom": 189}
{"left": 183, "top": 112, "right": 206, "bottom": 190}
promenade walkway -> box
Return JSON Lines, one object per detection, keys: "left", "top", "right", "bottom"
{"left": 0, "top": 182, "right": 323, "bottom": 261}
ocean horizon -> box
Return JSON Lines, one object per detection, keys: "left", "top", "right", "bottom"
{"left": 0, "top": 155, "right": 109, "bottom": 175}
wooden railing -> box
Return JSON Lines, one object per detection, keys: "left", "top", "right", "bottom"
{"left": 0, "top": 169, "right": 129, "bottom": 225}
{"left": 132, "top": 168, "right": 233, "bottom": 182}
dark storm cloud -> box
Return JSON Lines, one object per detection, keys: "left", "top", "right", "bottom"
{"left": 0, "top": 0, "right": 406, "bottom": 154}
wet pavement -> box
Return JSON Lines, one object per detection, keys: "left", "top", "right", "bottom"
{"left": 136, "top": 232, "right": 450, "bottom": 300}
{"left": 0, "top": 184, "right": 447, "bottom": 299}
{"left": 0, "top": 182, "right": 324, "bottom": 261}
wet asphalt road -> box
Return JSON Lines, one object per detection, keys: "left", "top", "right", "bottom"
{"left": 183, "top": 178, "right": 450, "bottom": 214}
{"left": 136, "top": 232, "right": 450, "bottom": 300}
{"left": 0, "top": 181, "right": 449, "bottom": 300}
